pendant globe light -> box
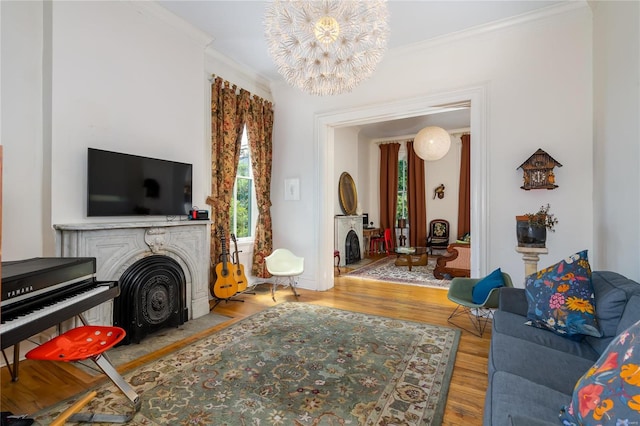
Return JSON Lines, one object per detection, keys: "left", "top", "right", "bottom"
{"left": 414, "top": 126, "right": 451, "bottom": 161}
{"left": 264, "top": 0, "right": 390, "bottom": 96}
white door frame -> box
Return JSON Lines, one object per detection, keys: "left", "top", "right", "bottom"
{"left": 314, "top": 84, "right": 489, "bottom": 290}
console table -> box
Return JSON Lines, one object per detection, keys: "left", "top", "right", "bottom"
{"left": 362, "top": 227, "right": 380, "bottom": 256}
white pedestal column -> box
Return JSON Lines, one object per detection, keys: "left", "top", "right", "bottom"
{"left": 515, "top": 246, "right": 549, "bottom": 278}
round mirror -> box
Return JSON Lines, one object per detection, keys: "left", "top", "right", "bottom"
{"left": 338, "top": 172, "right": 358, "bottom": 215}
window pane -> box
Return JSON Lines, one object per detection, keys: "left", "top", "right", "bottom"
{"left": 235, "top": 177, "right": 252, "bottom": 238}
{"left": 229, "top": 126, "right": 255, "bottom": 239}
{"left": 397, "top": 159, "right": 407, "bottom": 221}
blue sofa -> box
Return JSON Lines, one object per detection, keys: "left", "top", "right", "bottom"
{"left": 484, "top": 271, "right": 640, "bottom": 425}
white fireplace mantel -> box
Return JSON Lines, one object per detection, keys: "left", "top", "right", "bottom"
{"left": 54, "top": 221, "right": 211, "bottom": 325}
{"left": 334, "top": 215, "right": 363, "bottom": 266}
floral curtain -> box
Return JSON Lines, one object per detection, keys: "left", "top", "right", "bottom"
{"left": 406, "top": 141, "right": 427, "bottom": 247}
{"left": 246, "top": 95, "right": 274, "bottom": 278}
{"left": 206, "top": 77, "right": 249, "bottom": 285}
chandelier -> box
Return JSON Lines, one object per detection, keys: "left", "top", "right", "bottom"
{"left": 414, "top": 126, "right": 451, "bottom": 161}
{"left": 264, "top": 0, "right": 390, "bottom": 96}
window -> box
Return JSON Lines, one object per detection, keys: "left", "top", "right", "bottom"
{"left": 230, "top": 126, "right": 256, "bottom": 239}
{"left": 396, "top": 147, "right": 408, "bottom": 222}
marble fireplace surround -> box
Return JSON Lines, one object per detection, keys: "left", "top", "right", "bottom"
{"left": 54, "top": 221, "right": 211, "bottom": 327}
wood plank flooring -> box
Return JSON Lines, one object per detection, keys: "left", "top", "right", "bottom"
{"left": 1, "top": 261, "right": 490, "bottom": 424}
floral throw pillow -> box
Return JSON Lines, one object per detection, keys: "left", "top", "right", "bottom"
{"left": 525, "top": 250, "right": 601, "bottom": 339}
{"left": 560, "top": 319, "right": 640, "bottom": 425}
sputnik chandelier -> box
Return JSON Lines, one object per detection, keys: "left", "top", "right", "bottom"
{"left": 264, "top": 0, "right": 390, "bottom": 96}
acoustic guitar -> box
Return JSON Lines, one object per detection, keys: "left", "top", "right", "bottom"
{"left": 230, "top": 234, "right": 248, "bottom": 293}
{"left": 212, "top": 226, "right": 238, "bottom": 299}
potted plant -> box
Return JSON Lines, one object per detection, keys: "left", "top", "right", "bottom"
{"left": 516, "top": 204, "right": 558, "bottom": 248}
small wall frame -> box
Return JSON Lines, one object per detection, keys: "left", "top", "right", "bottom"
{"left": 517, "top": 148, "right": 562, "bottom": 190}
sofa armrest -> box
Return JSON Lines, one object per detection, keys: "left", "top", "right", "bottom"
{"left": 498, "top": 287, "right": 528, "bottom": 316}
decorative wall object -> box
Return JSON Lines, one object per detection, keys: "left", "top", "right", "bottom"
{"left": 517, "top": 148, "right": 562, "bottom": 190}
{"left": 338, "top": 172, "right": 358, "bottom": 215}
{"left": 433, "top": 184, "right": 445, "bottom": 199}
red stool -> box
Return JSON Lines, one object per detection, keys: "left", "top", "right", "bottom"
{"left": 26, "top": 326, "right": 140, "bottom": 423}
{"left": 334, "top": 250, "right": 341, "bottom": 275}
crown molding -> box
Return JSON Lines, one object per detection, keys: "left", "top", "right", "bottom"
{"left": 389, "top": 1, "right": 589, "bottom": 58}
{"left": 126, "top": 1, "right": 213, "bottom": 48}
{"left": 204, "top": 47, "right": 273, "bottom": 100}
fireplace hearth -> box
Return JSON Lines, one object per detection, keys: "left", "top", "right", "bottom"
{"left": 114, "top": 255, "right": 188, "bottom": 345}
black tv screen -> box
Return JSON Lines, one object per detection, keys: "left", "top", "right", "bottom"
{"left": 87, "top": 148, "right": 192, "bottom": 217}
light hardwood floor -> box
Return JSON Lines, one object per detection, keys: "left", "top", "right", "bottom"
{"left": 1, "top": 262, "right": 490, "bottom": 424}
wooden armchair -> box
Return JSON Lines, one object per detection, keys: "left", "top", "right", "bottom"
{"left": 433, "top": 243, "right": 471, "bottom": 279}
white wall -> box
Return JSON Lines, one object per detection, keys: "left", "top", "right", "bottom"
{"left": 1, "top": 1, "right": 213, "bottom": 260}
{"left": 271, "top": 4, "right": 594, "bottom": 287}
{"left": 592, "top": 1, "right": 640, "bottom": 280}
{"left": 1, "top": 1, "right": 46, "bottom": 259}
{"left": 50, "top": 2, "right": 209, "bottom": 225}
{"left": 333, "top": 127, "right": 360, "bottom": 215}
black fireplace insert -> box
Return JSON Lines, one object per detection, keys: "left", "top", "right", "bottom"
{"left": 113, "top": 255, "right": 188, "bottom": 345}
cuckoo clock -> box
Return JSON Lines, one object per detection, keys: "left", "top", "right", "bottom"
{"left": 517, "top": 148, "right": 562, "bottom": 190}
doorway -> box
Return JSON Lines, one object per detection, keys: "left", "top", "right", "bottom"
{"left": 315, "top": 85, "right": 488, "bottom": 290}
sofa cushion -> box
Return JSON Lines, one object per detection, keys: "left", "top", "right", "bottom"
{"left": 560, "top": 319, "right": 640, "bottom": 425}
{"left": 493, "top": 310, "right": 601, "bottom": 361}
{"left": 485, "top": 370, "right": 570, "bottom": 426}
{"left": 591, "top": 271, "right": 640, "bottom": 337}
{"left": 489, "top": 315, "right": 597, "bottom": 394}
{"left": 525, "top": 250, "right": 601, "bottom": 339}
{"left": 472, "top": 267, "right": 504, "bottom": 303}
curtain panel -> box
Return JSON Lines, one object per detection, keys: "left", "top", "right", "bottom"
{"left": 206, "top": 76, "right": 274, "bottom": 287}
{"left": 457, "top": 134, "right": 471, "bottom": 238}
{"left": 246, "top": 95, "right": 274, "bottom": 278}
{"left": 379, "top": 143, "right": 400, "bottom": 245}
{"left": 406, "top": 141, "right": 427, "bottom": 247}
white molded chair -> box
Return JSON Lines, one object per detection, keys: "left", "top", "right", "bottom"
{"left": 265, "top": 248, "right": 303, "bottom": 301}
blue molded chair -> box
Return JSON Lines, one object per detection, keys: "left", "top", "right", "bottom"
{"left": 446, "top": 272, "right": 513, "bottom": 337}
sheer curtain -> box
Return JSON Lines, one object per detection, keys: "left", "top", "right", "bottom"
{"left": 457, "top": 134, "right": 471, "bottom": 238}
{"left": 379, "top": 143, "right": 400, "bottom": 245}
{"left": 406, "top": 141, "right": 427, "bottom": 247}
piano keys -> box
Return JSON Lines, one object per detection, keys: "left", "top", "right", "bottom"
{"left": 1, "top": 257, "right": 119, "bottom": 380}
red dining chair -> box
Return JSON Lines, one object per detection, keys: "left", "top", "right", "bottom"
{"left": 383, "top": 228, "right": 393, "bottom": 254}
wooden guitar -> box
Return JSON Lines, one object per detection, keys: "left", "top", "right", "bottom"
{"left": 212, "top": 226, "right": 238, "bottom": 299}
{"left": 230, "top": 234, "right": 248, "bottom": 293}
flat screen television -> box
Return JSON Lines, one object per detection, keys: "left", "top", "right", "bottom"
{"left": 87, "top": 148, "right": 192, "bottom": 217}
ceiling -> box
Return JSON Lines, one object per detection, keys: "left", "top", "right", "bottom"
{"left": 157, "top": 0, "right": 563, "bottom": 138}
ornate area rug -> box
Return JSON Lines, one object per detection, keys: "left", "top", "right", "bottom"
{"left": 34, "top": 303, "right": 460, "bottom": 425}
{"left": 345, "top": 256, "right": 452, "bottom": 289}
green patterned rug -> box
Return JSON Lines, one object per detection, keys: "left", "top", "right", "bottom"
{"left": 34, "top": 303, "right": 460, "bottom": 425}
